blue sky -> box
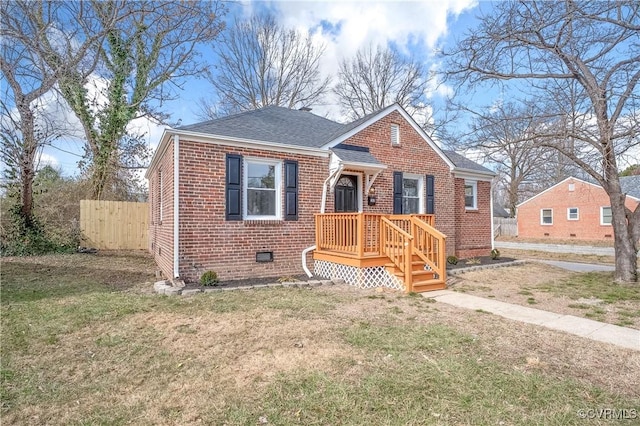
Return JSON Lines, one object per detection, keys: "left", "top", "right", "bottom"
{"left": 39, "top": 0, "right": 489, "bottom": 177}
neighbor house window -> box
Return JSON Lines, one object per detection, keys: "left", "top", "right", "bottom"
{"left": 567, "top": 207, "right": 579, "bottom": 220}
{"left": 244, "top": 159, "right": 281, "bottom": 219}
{"left": 601, "top": 206, "right": 612, "bottom": 225}
{"left": 402, "top": 174, "right": 423, "bottom": 214}
{"left": 391, "top": 124, "right": 400, "bottom": 145}
{"left": 464, "top": 180, "right": 477, "bottom": 210}
{"left": 541, "top": 208, "right": 553, "bottom": 225}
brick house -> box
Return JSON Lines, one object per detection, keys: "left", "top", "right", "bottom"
{"left": 145, "top": 104, "right": 495, "bottom": 292}
{"left": 516, "top": 176, "right": 640, "bottom": 240}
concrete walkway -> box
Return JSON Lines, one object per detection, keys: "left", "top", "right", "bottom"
{"left": 538, "top": 260, "right": 615, "bottom": 272}
{"left": 423, "top": 290, "right": 640, "bottom": 351}
{"left": 495, "top": 241, "right": 615, "bottom": 256}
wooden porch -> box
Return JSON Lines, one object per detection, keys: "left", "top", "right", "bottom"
{"left": 313, "top": 213, "right": 447, "bottom": 292}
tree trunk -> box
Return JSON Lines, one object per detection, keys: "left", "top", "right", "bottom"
{"left": 610, "top": 191, "right": 638, "bottom": 283}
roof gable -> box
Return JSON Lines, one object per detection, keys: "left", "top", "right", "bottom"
{"left": 517, "top": 175, "right": 640, "bottom": 207}
{"left": 320, "top": 103, "right": 457, "bottom": 171}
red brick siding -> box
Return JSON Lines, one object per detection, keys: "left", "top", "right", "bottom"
{"left": 148, "top": 140, "right": 175, "bottom": 279}
{"left": 454, "top": 178, "right": 492, "bottom": 258}
{"left": 517, "top": 179, "right": 639, "bottom": 240}
{"left": 176, "top": 141, "right": 329, "bottom": 283}
{"left": 340, "top": 110, "right": 460, "bottom": 255}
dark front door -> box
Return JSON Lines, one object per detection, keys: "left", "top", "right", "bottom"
{"left": 335, "top": 175, "right": 358, "bottom": 212}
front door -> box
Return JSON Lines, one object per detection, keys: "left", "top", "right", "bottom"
{"left": 335, "top": 175, "right": 358, "bottom": 212}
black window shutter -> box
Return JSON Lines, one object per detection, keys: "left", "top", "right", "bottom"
{"left": 226, "top": 154, "right": 242, "bottom": 220}
{"left": 284, "top": 160, "right": 299, "bottom": 220}
{"left": 426, "top": 174, "right": 435, "bottom": 214}
{"left": 393, "top": 171, "right": 403, "bottom": 214}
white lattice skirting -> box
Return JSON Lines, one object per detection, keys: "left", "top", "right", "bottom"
{"left": 314, "top": 260, "right": 405, "bottom": 291}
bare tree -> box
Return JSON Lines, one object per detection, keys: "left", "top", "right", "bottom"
{"left": 446, "top": 1, "right": 640, "bottom": 283}
{"left": 199, "top": 14, "right": 330, "bottom": 118}
{"left": 334, "top": 44, "right": 429, "bottom": 121}
{"left": 0, "top": 0, "right": 113, "bottom": 228}
{"left": 52, "top": 1, "right": 225, "bottom": 199}
{"left": 461, "top": 102, "right": 550, "bottom": 217}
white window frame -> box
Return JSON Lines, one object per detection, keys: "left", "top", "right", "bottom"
{"left": 243, "top": 158, "right": 282, "bottom": 220}
{"left": 391, "top": 124, "right": 400, "bottom": 146}
{"left": 540, "top": 208, "right": 553, "bottom": 225}
{"left": 600, "top": 206, "right": 612, "bottom": 226}
{"left": 402, "top": 173, "right": 424, "bottom": 214}
{"left": 464, "top": 180, "right": 477, "bottom": 210}
{"left": 567, "top": 207, "right": 579, "bottom": 221}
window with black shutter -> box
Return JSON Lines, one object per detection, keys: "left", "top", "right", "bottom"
{"left": 226, "top": 154, "right": 242, "bottom": 220}
{"left": 393, "top": 171, "right": 403, "bottom": 214}
{"left": 284, "top": 160, "right": 298, "bottom": 220}
{"left": 426, "top": 174, "right": 435, "bottom": 214}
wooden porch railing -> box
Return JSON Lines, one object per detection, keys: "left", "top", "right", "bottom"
{"left": 315, "top": 213, "right": 446, "bottom": 291}
{"left": 380, "top": 217, "right": 413, "bottom": 292}
{"left": 410, "top": 217, "right": 446, "bottom": 282}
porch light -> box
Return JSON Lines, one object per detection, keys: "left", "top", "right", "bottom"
{"left": 367, "top": 186, "right": 377, "bottom": 206}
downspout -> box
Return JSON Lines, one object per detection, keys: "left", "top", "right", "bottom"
{"left": 173, "top": 134, "right": 180, "bottom": 279}
{"left": 490, "top": 178, "right": 495, "bottom": 250}
{"left": 302, "top": 245, "right": 316, "bottom": 278}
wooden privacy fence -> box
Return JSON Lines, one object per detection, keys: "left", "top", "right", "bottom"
{"left": 80, "top": 200, "right": 149, "bottom": 250}
{"left": 494, "top": 217, "right": 518, "bottom": 237}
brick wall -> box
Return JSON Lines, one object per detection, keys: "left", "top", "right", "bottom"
{"left": 148, "top": 140, "right": 175, "bottom": 279}
{"left": 454, "top": 178, "right": 492, "bottom": 257}
{"left": 148, "top": 109, "right": 495, "bottom": 282}
{"left": 339, "top": 110, "right": 458, "bottom": 254}
{"left": 175, "top": 141, "right": 329, "bottom": 283}
{"left": 517, "top": 178, "right": 639, "bottom": 240}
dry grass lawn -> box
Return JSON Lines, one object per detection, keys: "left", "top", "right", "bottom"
{"left": 451, "top": 262, "right": 640, "bottom": 329}
{"left": 2, "top": 253, "right": 639, "bottom": 425}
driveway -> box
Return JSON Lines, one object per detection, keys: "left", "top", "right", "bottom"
{"left": 537, "top": 260, "right": 615, "bottom": 272}
{"left": 494, "top": 241, "right": 615, "bottom": 256}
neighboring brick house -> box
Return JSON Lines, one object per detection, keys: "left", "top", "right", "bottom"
{"left": 145, "top": 104, "right": 495, "bottom": 289}
{"left": 516, "top": 176, "right": 640, "bottom": 240}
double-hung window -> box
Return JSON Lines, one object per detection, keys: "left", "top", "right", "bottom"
{"left": 244, "top": 159, "right": 281, "bottom": 220}
{"left": 464, "top": 180, "right": 477, "bottom": 210}
{"left": 541, "top": 208, "right": 553, "bottom": 225}
{"left": 402, "top": 174, "right": 423, "bottom": 214}
{"left": 601, "top": 206, "right": 612, "bottom": 225}
{"left": 567, "top": 207, "right": 579, "bottom": 220}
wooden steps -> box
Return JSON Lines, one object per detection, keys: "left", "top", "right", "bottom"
{"left": 384, "top": 254, "right": 446, "bottom": 293}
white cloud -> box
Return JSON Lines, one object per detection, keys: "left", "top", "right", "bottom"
{"left": 263, "top": 0, "right": 477, "bottom": 118}
{"left": 36, "top": 152, "right": 59, "bottom": 169}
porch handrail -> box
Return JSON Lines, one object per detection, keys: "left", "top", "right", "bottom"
{"left": 380, "top": 217, "right": 414, "bottom": 292}
{"left": 410, "top": 217, "right": 446, "bottom": 282}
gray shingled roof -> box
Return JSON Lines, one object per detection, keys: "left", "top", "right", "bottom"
{"left": 442, "top": 150, "right": 495, "bottom": 175}
{"left": 621, "top": 175, "right": 640, "bottom": 199}
{"left": 331, "top": 147, "right": 385, "bottom": 166}
{"left": 177, "top": 106, "right": 494, "bottom": 176}
{"left": 178, "top": 106, "right": 344, "bottom": 148}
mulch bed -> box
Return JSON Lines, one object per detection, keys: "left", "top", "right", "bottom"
{"left": 182, "top": 274, "right": 312, "bottom": 291}
{"left": 446, "top": 256, "right": 517, "bottom": 271}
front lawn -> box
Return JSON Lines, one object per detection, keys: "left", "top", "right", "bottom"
{"left": 2, "top": 254, "right": 639, "bottom": 425}
{"left": 452, "top": 262, "right": 640, "bottom": 329}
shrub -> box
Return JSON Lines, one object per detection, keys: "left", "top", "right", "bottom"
{"left": 447, "top": 255, "right": 458, "bottom": 265}
{"left": 491, "top": 249, "right": 501, "bottom": 260}
{"left": 200, "top": 270, "right": 219, "bottom": 286}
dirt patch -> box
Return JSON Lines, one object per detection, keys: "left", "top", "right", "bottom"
{"left": 450, "top": 262, "right": 640, "bottom": 329}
